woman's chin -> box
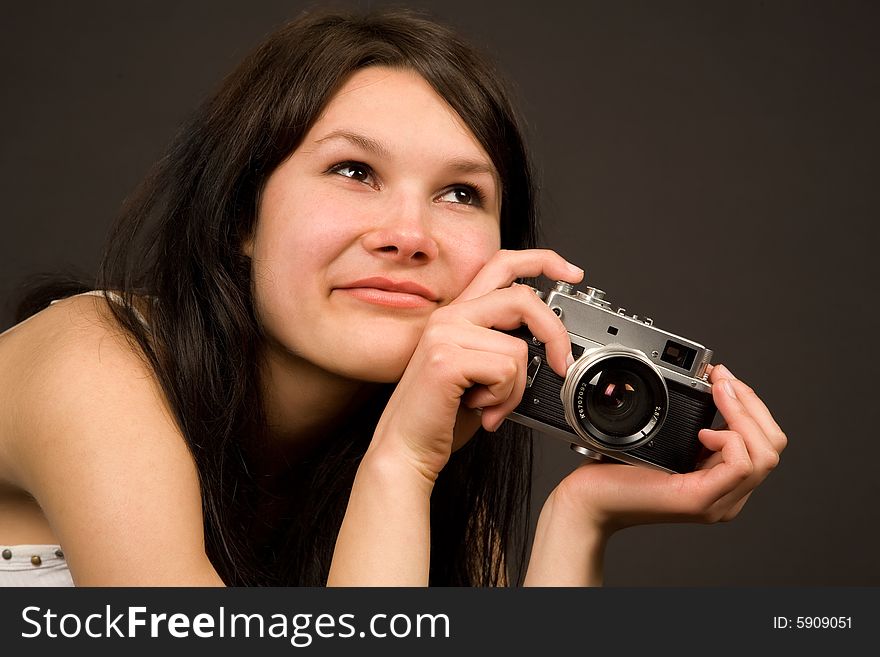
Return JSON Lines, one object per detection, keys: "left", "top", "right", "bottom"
{"left": 334, "top": 323, "right": 424, "bottom": 382}
{"left": 336, "top": 352, "right": 413, "bottom": 384}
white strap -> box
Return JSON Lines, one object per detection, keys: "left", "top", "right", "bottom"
{"left": 49, "top": 290, "right": 150, "bottom": 329}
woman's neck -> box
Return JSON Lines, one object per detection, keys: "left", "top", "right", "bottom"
{"left": 257, "top": 340, "right": 378, "bottom": 468}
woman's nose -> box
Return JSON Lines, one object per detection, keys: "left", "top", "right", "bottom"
{"left": 361, "top": 198, "right": 439, "bottom": 263}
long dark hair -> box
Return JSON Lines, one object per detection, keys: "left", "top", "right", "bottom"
{"left": 16, "top": 9, "right": 539, "bottom": 586}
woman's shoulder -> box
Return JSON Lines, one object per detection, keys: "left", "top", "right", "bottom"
{"left": 0, "top": 292, "right": 179, "bottom": 485}
{"left": 0, "top": 290, "right": 151, "bottom": 353}
{"left": 0, "top": 294, "right": 220, "bottom": 584}
{"left": 0, "top": 292, "right": 160, "bottom": 440}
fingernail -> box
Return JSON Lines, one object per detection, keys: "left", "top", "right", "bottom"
{"left": 567, "top": 262, "right": 584, "bottom": 277}
{"left": 566, "top": 352, "right": 575, "bottom": 369}
{"left": 723, "top": 380, "right": 737, "bottom": 400}
{"left": 717, "top": 364, "right": 736, "bottom": 380}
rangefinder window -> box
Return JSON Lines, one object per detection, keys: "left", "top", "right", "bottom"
{"left": 661, "top": 340, "right": 697, "bottom": 370}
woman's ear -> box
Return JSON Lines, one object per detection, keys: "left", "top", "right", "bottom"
{"left": 241, "top": 233, "right": 254, "bottom": 258}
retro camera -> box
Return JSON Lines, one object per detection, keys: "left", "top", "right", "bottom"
{"left": 508, "top": 281, "right": 717, "bottom": 473}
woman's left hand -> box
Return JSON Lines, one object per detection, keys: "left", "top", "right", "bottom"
{"left": 555, "top": 363, "right": 786, "bottom": 530}
{"left": 524, "top": 363, "right": 786, "bottom": 585}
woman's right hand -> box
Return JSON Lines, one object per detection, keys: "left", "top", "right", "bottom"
{"left": 367, "top": 249, "right": 584, "bottom": 484}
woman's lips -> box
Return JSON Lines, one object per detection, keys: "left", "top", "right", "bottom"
{"left": 336, "top": 287, "right": 434, "bottom": 308}
{"left": 334, "top": 277, "right": 438, "bottom": 309}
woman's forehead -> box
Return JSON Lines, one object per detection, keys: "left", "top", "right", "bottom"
{"left": 305, "top": 66, "right": 498, "bottom": 177}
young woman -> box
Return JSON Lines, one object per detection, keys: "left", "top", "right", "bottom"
{"left": 0, "top": 9, "right": 785, "bottom": 586}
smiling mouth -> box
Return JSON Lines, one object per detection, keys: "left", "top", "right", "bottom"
{"left": 335, "top": 277, "right": 438, "bottom": 309}
{"left": 336, "top": 287, "right": 434, "bottom": 308}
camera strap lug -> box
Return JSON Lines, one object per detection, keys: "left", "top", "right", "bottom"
{"left": 525, "top": 355, "right": 543, "bottom": 388}
{"left": 569, "top": 443, "right": 605, "bottom": 461}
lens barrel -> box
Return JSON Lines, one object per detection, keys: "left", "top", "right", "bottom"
{"left": 561, "top": 346, "right": 669, "bottom": 449}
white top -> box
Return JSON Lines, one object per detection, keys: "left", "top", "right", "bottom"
{"left": 0, "top": 545, "right": 74, "bottom": 586}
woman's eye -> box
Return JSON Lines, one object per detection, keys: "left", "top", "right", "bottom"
{"left": 438, "top": 186, "right": 483, "bottom": 207}
{"left": 330, "top": 162, "right": 373, "bottom": 183}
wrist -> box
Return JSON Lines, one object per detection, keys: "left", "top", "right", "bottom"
{"left": 361, "top": 440, "right": 437, "bottom": 497}
{"left": 327, "top": 442, "right": 434, "bottom": 586}
{"left": 550, "top": 475, "right": 618, "bottom": 535}
{"left": 523, "top": 486, "right": 612, "bottom": 587}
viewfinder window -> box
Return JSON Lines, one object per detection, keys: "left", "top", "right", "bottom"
{"left": 660, "top": 340, "right": 697, "bottom": 370}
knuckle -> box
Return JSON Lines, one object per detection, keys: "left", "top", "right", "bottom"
{"left": 515, "top": 340, "right": 529, "bottom": 362}
{"left": 421, "top": 322, "right": 446, "bottom": 344}
{"left": 762, "top": 448, "right": 781, "bottom": 472}
{"left": 734, "top": 458, "right": 755, "bottom": 482}
{"left": 500, "top": 356, "right": 519, "bottom": 380}
{"left": 773, "top": 430, "right": 788, "bottom": 452}
{"left": 422, "top": 320, "right": 443, "bottom": 343}
{"left": 426, "top": 343, "right": 456, "bottom": 370}
{"left": 426, "top": 304, "right": 453, "bottom": 325}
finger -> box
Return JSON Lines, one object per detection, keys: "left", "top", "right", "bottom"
{"left": 720, "top": 491, "right": 752, "bottom": 522}
{"left": 428, "top": 323, "right": 529, "bottom": 416}
{"left": 698, "top": 428, "right": 772, "bottom": 519}
{"left": 463, "top": 379, "right": 520, "bottom": 412}
{"left": 685, "top": 429, "right": 755, "bottom": 506}
{"left": 460, "top": 343, "right": 528, "bottom": 431}
{"left": 711, "top": 364, "right": 787, "bottom": 455}
{"left": 710, "top": 374, "right": 781, "bottom": 474}
{"left": 451, "top": 284, "right": 572, "bottom": 376}
{"left": 479, "top": 361, "right": 527, "bottom": 432}
{"left": 464, "top": 353, "right": 519, "bottom": 412}
{"left": 455, "top": 249, "right": 584, "bottom": 302}
{"left": 427, "top": 321, "right": 530, "bottom": 364}
{"left": 431, "top": 346, "right": 523, "bottom": 432}
{"left": 695, "top": 444, "right": 724, "bottom": 471}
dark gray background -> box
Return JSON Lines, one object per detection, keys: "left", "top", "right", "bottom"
{"left": 2, "top": 0, "right": 877, "bottom": 586}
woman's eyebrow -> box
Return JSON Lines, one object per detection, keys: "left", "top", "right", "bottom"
{"left": 315, "top": 129, "right": 391, "bottom": 158}
{"left": 315, "top": 128, "right": 499, "bottom": 187}
{"left": 443, "top": 157, "right": 499, "bottom": 182}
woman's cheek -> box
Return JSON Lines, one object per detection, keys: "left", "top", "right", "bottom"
{"left": 453, "top": 233, "right": 501, "bottom": 291}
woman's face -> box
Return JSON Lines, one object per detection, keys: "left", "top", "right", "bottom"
{"left": 247, "top": 66, "right": 502, "bottom": 382}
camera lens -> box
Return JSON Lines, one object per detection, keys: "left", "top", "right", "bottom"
{"left": 562, "top": 349, "right": 668, "bottom": 450}
{"left": 584, "top": 362, "right": 655, "bottom": 437}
